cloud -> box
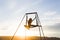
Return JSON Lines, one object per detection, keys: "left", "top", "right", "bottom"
{"left": 0, "top": 26, "right": 8, "bottom": 30}
{"left": 7, "top": 0, "right": 17, "bottom": 10}
{"left": 39, "top": 11, "right": 60, "bottom": 26}
{"left": 44, "top": 11, "right": 56, "bottom": 16}
{"left": 48, "top": 23, "right": 60, "bottom": 32}
{"left": 43, "top": 23, "right": 60, "bottom": 37}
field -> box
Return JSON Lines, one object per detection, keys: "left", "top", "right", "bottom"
{"left": 0, "top": 36, "right": 60, "bottom": 40}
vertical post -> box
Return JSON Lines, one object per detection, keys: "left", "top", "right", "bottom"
{"left": 36, "top": 13, "right": 41, "bottom": 40}
{"left": 39, "top": 27, "right": 42, "bottom": 40}
{"left": 25, "top": 14, "right": 28, "bottom": 40}
{"left": 26, "top": 14, "right": 28, "bottom": 26}
{"left": 36, "top": 13, "right": 38, "bottom": 25}
{"left": 37, "top": 14, "right": 46, "bottom": 40}
{"left": 41, "top": 27, "right": 46, "bottom": 40}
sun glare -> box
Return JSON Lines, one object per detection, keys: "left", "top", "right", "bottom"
{"left": 16, "top": 26, "right": 39, "bottom": 36}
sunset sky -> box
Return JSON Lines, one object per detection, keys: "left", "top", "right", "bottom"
{"left": 0, "top": 0, "right": 60, "bottom": 38}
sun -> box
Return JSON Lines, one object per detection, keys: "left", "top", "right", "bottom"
{"left": 15, "top": 26, "right": 39, "bottom": 36}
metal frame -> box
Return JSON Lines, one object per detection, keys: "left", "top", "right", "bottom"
{"left": 25, "top": 12, "right": 45, "bottom": 40}
{"left": 11, "top": 12, "right": 46, "bottom": 40}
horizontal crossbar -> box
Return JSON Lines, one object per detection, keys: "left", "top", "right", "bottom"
{"left": 26, "top": 12, "right": 37, "bottom": 15}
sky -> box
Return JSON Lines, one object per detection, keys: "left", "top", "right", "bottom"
{"left": 0, "top": 0, "right": 60, "bottom": 38}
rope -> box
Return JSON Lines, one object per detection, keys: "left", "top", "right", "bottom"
{"left": 11, "top": 14, "right": 26, "bottom": 40}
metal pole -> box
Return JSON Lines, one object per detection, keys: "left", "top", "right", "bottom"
{"left": 37, "top": 14, "right": 42, "bottom": 40}
{"left": 39, "top": 26, "right": 42, "bottom": 40}
{"left": 25, "top": 14, "right": 28, "bottom": 40}
{"left": 37, "top": 14, "right": 46, "bottom": 40}
{"left": 41, "top": 27, "right": 46, "bottom": 40}
{"left": 11, "top": 14, "right": 26, "bottom": 40}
